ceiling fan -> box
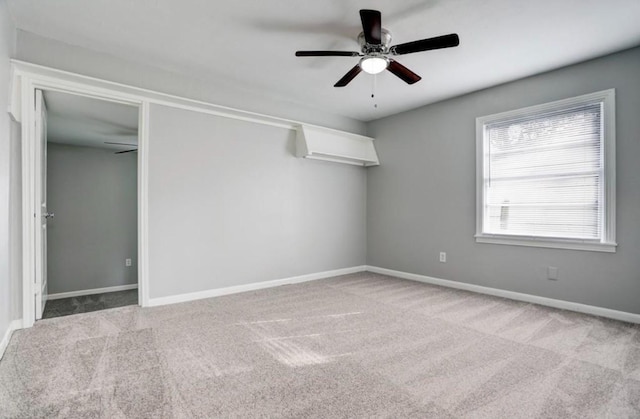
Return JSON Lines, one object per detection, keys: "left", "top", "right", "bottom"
{"left": 105, "top": 141, "right": 137, "bottom": 154}
{"left": 295, "top": 9, "right": 459, "bottom": 87}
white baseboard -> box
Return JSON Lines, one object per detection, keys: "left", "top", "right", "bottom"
{"left": 366, "top": 266, "right": 640, "bottom": 324}
{"left": 0, "top": 319, "right": 23, "bottom": 360}
{"left": 148, "top": 265, "right": 367, "bottom": 307}
{"left": 47, "top": 284, "right": 139, "bottom": 300}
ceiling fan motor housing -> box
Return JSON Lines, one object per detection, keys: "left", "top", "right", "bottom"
{"left": 358, "top": 28, "right": 392, "bottom": 54}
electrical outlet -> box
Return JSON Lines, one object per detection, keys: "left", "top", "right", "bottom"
{"left": 547, "top": 266, "right": 558, "bottom": 280}
{"left": 439, "top": 252, "right": 446, "bottom": 263}
{"left": 126, "top": 258, "right": 132, "bottom": 267}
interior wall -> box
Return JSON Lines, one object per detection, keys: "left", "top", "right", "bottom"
{"left": 148, "top": 104, "right": 367, "bottom": 299}
{"left": 15, "top": 30, "right": 366, "bottom": 136}
{"left": 366, "top": 46, "right": 640, "bottom": 314}
{"left": 46, "top": 143, "right": 138, "bottom": 294}
{"left": 0, "top": 0, "right": 17, "bottom": 343}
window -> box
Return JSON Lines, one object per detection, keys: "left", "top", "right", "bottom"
{"left": 475, "top": 90, "right": 616, "bottom": 252}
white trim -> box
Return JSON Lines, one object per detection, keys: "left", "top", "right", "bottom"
{"left": 475, "top": 89, "right": 616, "bottom": 252}
{"left": 0, "top": 320, "right": 23, "bottom": 360}
{"left": 21, "top": 75, "right": 36, "bottom": 328}
{"left": 366, "top": 266, "right": 640, "bottom": 324}
{"left": 47, "top": 284, "right": 139, "bottom": 300}
{"left": 137, "top": 101, "right": 150, "bottom": 307}
{"left": 602, "top": 90, "right": 616, "bottom": 247}
{"left": 474, "top": 234, "right": 617, "bottom": 253}
{"left": 148, "top": 266, "right": 367, "bottom": 307}
{"left": 476, "top": 89, "right": 616, "bottom": 125}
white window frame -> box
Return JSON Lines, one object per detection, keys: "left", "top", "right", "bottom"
{"left": 475, "top": 89, "right": 616, "bottom": 253}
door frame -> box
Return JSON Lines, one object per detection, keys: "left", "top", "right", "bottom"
{"left": 11, "top": 63, "right": 150, "bottom": 327}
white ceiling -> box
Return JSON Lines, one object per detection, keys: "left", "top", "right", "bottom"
{"left": 9, "top": 0, "right": 640, "bottom": 122}
{"left": 44, "top": 91, "right": 138, "bottom": 150}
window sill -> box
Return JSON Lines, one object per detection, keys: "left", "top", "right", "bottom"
{"left": 475, "top": 234, "right": 617, "bottom": 253}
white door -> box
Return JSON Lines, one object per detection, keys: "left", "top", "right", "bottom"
{"left": 34, "top": 89, "right": 49, "bottom": 319}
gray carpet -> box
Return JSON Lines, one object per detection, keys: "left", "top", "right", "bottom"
{"left": 42, "top": 289, "right": 138, "bottom": 319}
{"left": 1, "top": 272, "right": 639, "bottom": 418}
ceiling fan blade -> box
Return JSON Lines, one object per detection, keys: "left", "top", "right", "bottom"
{"left": 296, "top": 51, "right": 360, "bottom": 57}
{"left": 114, "top": 149, "right": 138, "bottom": 154}
{"left": 390, "top": 33, "right": 460, "bottom": 55}
{"left": 334, "top": 65, "right": 362, "bottom": 87}
{"left": 105, "top": 141, "right": 137, "bottom": 146}
{"left": 360, "top": 9, "right": 382, "bottom": 45}
{"left": 387, "top": 60, "right": 422, "bottom": 84}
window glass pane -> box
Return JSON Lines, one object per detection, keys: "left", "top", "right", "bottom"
{"left": 484, "top": 103, "right": 603, "bottom": 239}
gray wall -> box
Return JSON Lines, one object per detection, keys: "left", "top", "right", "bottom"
{"left": 148, "top": 104, "right": 367, "bottom": 299}
{"left": 15, "top": 30, "right": 366, "bottom": 135}
{"left": 1, "top": 0, "right": 16, "bottom": 343}
{"left": 367, "top": 46, "right": 640, "bottom": 314}
{"left": 47, "top": 143, "right": 138, "bottom": 294}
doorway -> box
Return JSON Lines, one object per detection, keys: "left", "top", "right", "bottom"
{"left": 34, "top": 89, "right": 140, "bottom": 319}
{"left": 13, "top": 61, "right": 150, "bottom": 329}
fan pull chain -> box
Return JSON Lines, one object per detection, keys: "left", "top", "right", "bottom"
{"left": 371, "top": 74, "right": 378, "bottom": 109}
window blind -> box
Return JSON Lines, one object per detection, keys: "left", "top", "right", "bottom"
{"left": 484, "top": 103, "right": 603, "bottom": 240}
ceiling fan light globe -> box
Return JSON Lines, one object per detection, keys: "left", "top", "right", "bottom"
{"left": 359, "top": 56, "right": 388, "bottom": 74}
